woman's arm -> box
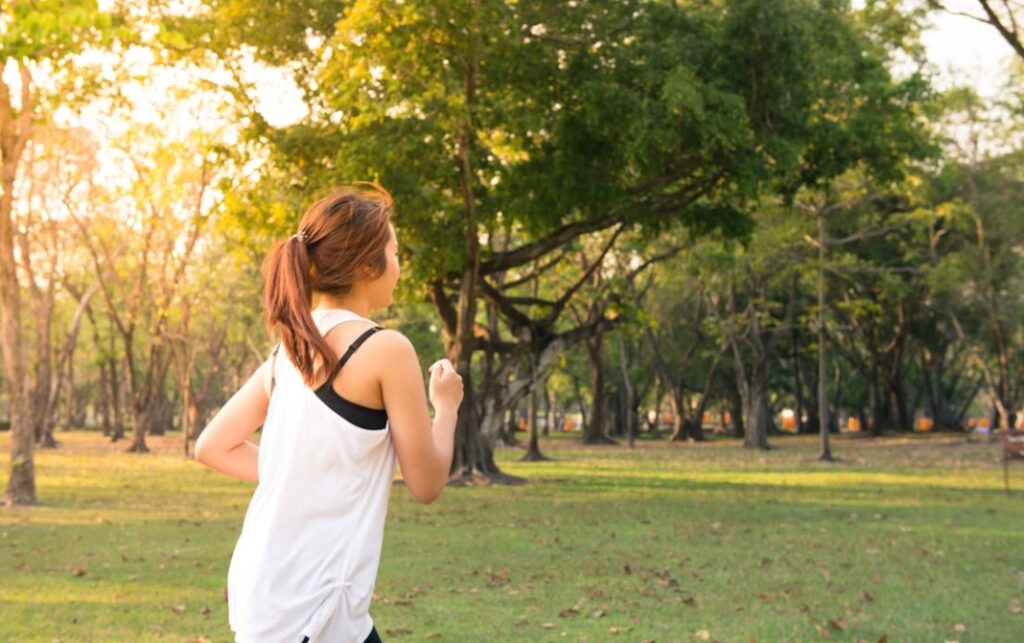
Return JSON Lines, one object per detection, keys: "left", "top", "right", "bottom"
{"left": 194, "top": 360, "right": 271, "bottom": 482}
{"left": 376, "top": 331, "right": 463, "bottom": 504}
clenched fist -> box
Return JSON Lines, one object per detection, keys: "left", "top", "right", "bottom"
{"left": 428, "top": 358, "right": 464, "bottom": 412}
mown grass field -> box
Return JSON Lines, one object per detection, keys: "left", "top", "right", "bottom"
{"left": 1, "top": 429, "right": 1022, "bottom": 642}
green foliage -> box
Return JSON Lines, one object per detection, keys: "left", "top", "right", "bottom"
{"left": 157, "top": 0, "right": 344, "bottom": 64}
{"left": 205, "top": 0, "right": 933, "bottom": 285}
{"left": 1, "top": 1, "right": 118, "bottom": 60}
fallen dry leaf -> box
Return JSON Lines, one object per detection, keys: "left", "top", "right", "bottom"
{"left": 694, "top": 629, "right": 711, "bottom": 640}
{"left": 486, "top": 570, "right": 510, "bottom": 587}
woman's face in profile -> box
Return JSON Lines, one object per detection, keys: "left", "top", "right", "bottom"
{"left": 369, "top": 223, "right": 400, "bottom": 308}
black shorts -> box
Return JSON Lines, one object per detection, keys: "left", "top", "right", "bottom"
{"left": 301, "top": 625, "right": 382, "bottom": 643}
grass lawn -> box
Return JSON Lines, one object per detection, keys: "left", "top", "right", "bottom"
{"left": 1, "top": 429, "right": 1022, "bottom": 642}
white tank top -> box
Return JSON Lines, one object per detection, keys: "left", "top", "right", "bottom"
{"left": 228, "top": 308, "right": 397, "bottom": 643}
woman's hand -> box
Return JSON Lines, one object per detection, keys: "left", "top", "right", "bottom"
{"left": 428, "top": 358, "right": 464, "bottom": 412}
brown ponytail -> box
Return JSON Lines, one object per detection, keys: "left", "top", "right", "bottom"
{"left": 261, "top": 184, "right": 394, "bottom": 386}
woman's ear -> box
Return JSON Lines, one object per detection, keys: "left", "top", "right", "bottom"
{"left": 361, "top": 262, "right": 386, "bottom": 281}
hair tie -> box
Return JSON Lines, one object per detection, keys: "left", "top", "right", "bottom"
{"left": 293, "top": 230, "right": 309, "bottom": 245}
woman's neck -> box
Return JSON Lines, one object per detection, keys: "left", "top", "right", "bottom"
{"left": 312, "top": 291, "right": 371, "bottom": 318}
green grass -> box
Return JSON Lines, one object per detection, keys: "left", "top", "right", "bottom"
{"left": 1, "top": 430, "right": 1022, "bottom": 642}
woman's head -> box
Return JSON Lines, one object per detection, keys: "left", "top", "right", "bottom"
{"left": 261, "top": 183, "right": 397, "bottom": 385}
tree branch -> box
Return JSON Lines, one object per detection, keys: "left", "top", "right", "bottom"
{"left": 479, "top": 214, "right": 619, "bottom": 275}
{"left": 498, "top": 247, "right": 568, "bottom": 290}
{"left": 977, "top": 0, "right": 1024, "bottom": 61}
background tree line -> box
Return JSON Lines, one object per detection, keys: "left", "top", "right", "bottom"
{"left": 2, "top": 0, "right": 1022, "bottom": 503}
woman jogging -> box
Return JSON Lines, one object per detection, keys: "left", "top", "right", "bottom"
{"left": 195, "top": 184, "right": 463, "bottom": 643}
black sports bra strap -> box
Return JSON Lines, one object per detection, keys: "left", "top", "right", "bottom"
{"left": 270, "top": 343, "right": 281, "bottom": 393}
{"left": 323, "top": 326, "right": 383, "bottom": 384}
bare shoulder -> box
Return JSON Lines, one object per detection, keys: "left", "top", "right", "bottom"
{"left": 370, "top": 328, "right": 419, "bottom": 363}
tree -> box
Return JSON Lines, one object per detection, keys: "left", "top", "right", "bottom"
{"left": 643, "top": 251, "right": 725, "bottom": 443}
{"left": 206, "top": 0, "right": 910, "bottom": 477}
{"left": 16, "top": 126, "right": 104, "bottom": 448}
{"left": 69, "top": 128, "right": 218, "bottom": 452}
{"left": 2, "top": 0, "right": 123, "bottom": 505}
{"left": 715, "top": 211, "right": 804, "bottom": 450}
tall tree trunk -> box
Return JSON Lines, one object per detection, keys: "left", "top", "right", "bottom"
{"left": 616, "top": 331, "right": 637, "bottom": 448}
{"left": 668, "top": 390, "right": 686, "bottom": 441}
{"left": 522, "top": 385, "right": 550, "bottom": 462}
{"left": 582, "top": 332, "right": 614, "bottom": 445}
{"left": 435, "top": 276, "right": 516, "bottom": 483}
{"left": 869, "top": 365, "right": 884, "bottom": 436}
{"left": 728, "top": 383, "right": 745, "bottom": 439}
{"left": 62, "top": 352, "right": 76, "bottom": 429}
{"left": 608, "top": 390, "right": 623, "bottom": 438}
{"left": 570, "top": 370, "right": 588, "bottom": 435}
{"left": 124, "top": 328, "right": 149, "bottom": 453}
{"left": 434, "top": 36, "right": 519, "bottom": 483}
{"left": 888, "top": 375, "right": 911, "bottom": 432}
{"left": 30, "top": 296, "right": 55, "bottom": 447}
{"left": 647, "top": 379, "right": 662, "bottom": 438}
{"left": 542, "top": 386, "right": 552, "bottom": 437}
{"left": 830, "top": 357, "right": 843, "bottom": 433}
{"left": 1, "top": 62, "right": 35, "bottom": 505}
{"left": 108, "top": 357, "right": 125, "bottom": 441}
{"left": 744, "top": 359, "right": 771, "bottom": 449}
{"left": 726, "top": 279, "right": 791, "bottom": 451}
{"left": 129, "top": 408, "right": 150, "bottom": 452}
{"left": 97, "top": 372, "right": 111, "bottom": 437}
{"left": 680, "top": 353, "right": 722, "bottom": 442}
{"left": 792, "top": 316, "right": 805, "bottom": 434}
{"left": 521, "top": 348, "right": 550, "bottom": 461}
{"left": 38, "top": 282, "right": 95, "bottom": 444}
{"left": 729, "top": 342, "right": 770, "bottom": 449}
{"left": 817, "top": 208, "right": 832, "bottom": 461}
{"left": 18, "top": 208, "right": 63, "bottom": 448}
{"left": 181, "top": 375, "right": 194, "bottom": 455}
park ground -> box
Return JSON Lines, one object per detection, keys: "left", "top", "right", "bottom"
{"left": 1, "top": 430, "right": 1023, "bottom": 642}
